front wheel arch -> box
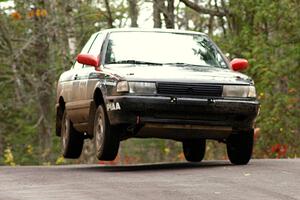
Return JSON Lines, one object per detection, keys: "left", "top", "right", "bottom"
{"left": 87, "top": 88, "right": 106, "bottom": 137}
{"left": 93, "top": 88, "right": 105, "bottom": 107}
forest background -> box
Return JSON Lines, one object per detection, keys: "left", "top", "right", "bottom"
{"left": 0, "top": 0, "right": 299, "bottom": 165}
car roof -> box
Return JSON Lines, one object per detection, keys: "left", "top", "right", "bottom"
{"left": 96, "top": 28, "right": 207, "bottom": 36}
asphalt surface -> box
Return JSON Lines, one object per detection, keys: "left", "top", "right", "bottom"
{"left": 0, "top": 159, "right": 299, "bottom": 200}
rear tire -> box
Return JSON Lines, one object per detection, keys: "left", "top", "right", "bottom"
{"left": 183, "top": 139, "right": 206, "bottom": 162}
{"left": 94, "top": 104, "right": 120, "bottom": 161}
{"left": 61, "top": 111, "right": 84, "bottom": 159}
{"left": 226, "top": 130, "right": 253, "bottom": 165}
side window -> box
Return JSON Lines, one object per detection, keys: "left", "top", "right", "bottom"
{"left": 86, "top": 33, "right": 106, "bottom": 62}
{"left": 73, "top": 33, "right": 98, "bottom": 70}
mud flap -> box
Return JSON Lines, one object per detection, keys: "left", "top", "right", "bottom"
{"left": 56, "top": 106, "right": 63, "bottom": 136}
{"left": 87, "top": 101, "right": 96, "bottom": 138}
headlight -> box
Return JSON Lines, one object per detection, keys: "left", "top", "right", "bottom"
{"left": 248, "top": 86, "right": 256, "bottom": 98}
{"left": 222, "top": 85, "right": 256, "bottom": 98}
{"left": 116, "top": 81, "right": 129, "bottom": 92}
{"left": 128, "top": 82, "right": 157, "bottom": 94}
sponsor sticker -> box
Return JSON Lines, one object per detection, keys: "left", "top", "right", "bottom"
{"left": 106, "top": 102, "right": 121, "bottom": 111}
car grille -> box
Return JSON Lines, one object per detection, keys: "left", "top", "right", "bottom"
{"left": 157, "top": 82, "right": 223, "bottom": 97}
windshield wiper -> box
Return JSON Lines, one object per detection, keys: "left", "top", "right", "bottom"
{"left": 109, "top": 60, "right": 163, "bottom": 66}
{"left": 163, "top": 62, "right": 211, "bottom": 67}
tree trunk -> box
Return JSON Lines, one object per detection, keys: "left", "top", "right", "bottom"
{"left": 163, "top": 0, "right": 175, "bottom": 28}
{"left": 0, "top": 21, "right": 24, "bottom": 106}
{"left": 128, "top": 0, "right": 139, "bottom": 27}
{"left": 208, "top": 15, "right": 214, "bottom": 35}
{"left": 207, "top": 0, "right": 214, "bottom": 36}
{"left": 104, "top": 0, "right": 114, "bottom": 28}
{"left": 153, "top": 0, "right": 162, "bottom": 28}
{"left": 214, "top": 0, "right": 226, "bottom": 36}
{"left": 65, "top": 3, "right": 77, "bottom": 56}
{"left": 32, "top": 0, "right": 53, "bottom": 163}
{"left": 0, "top": 126, "right": 3, "bottom": 159}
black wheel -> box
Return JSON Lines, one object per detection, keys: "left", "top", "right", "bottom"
{"left": 226, "top": 131, "right": 254, "bottom": 165}
{"left": 94, "top": 104, "right": 120, "bottom": 161}
{"left": 61, "top": 111, "right": 84, "bottom": 158}
{"left": 183, "top": 139, "right": 206, "bottom": 162}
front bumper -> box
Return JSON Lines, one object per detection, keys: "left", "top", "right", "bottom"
{"left": 106, "top": 95, "right": 259, "bottom": 131}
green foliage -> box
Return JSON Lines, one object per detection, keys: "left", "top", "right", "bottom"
{"left": 0, "top": 0, "right": 114, "bottom": 165}
{"left": 214, "top": 0, "right": 300, "bottom": 158}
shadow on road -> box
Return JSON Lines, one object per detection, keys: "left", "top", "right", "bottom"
{"left": 71, "top": 161, "right": 231, "bottom": 172}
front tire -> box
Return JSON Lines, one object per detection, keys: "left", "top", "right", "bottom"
{"left": 61, "top": 111, "right": 84, "bottom": 159}
{"left": 183, "top": 139, "right": 206, "bottom": 162}
{"left": 94, "top": 104, "right": 120, "bottom": 161}
{"left": 226, "top": 131, "right": 254, "bottom": 165}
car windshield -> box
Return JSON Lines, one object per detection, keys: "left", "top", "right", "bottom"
{"left": 105, "top": 31, "right": 228, "bottom": 69}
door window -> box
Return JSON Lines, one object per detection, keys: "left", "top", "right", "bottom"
{"left": 73, "top": 33, "right": 98, "bottom": 70}
{"left": 83, "top": 32, "right": 107, "bottom": 68}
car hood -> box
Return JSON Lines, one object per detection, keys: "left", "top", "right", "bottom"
{"left": 104, "top": 64, "right": 253, "bottom": 85}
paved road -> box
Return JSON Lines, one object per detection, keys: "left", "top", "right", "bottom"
{"left": 0, "top": 159, "right": 299, "bottom": 200}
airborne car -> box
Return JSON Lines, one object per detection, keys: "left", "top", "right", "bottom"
{"left": 56, "top": 28, "right": 259, "bottom": 165}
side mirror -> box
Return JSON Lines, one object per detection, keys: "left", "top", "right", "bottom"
{"left": 230, "top": 58, "right": 249, "bottom": 71}
{"left": 76, "top": 54, "right": 100, "bottom": 68}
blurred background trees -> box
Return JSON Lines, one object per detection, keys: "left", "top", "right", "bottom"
{"left": 0, "top": 0, "right": 299, "bottom": 165}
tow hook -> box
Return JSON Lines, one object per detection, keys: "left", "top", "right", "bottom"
{"left": 170, "top": 97, "right": 177, "bottom": 104}
{"left": 208, "top": 98, "right": 215, "bottom": 104}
